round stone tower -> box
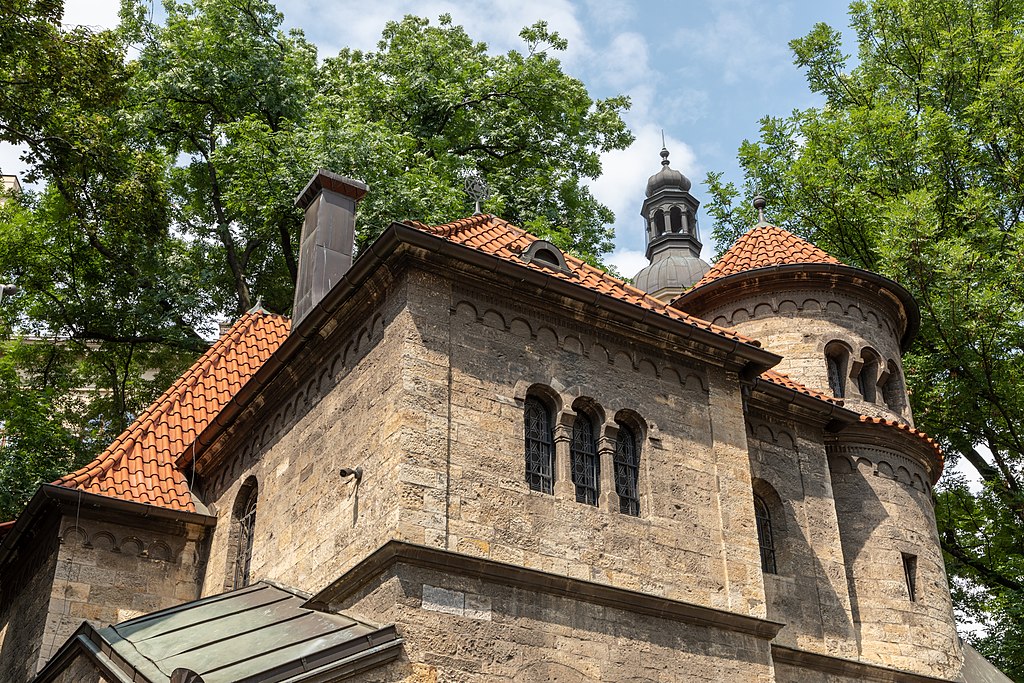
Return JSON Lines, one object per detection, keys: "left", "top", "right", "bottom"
{"left": 676, "top": 205, "right": 962, "bottom": 678}
{"left": 674, "top": 204, "right": 917, "bottom": 425}
{"left": 632, "top": 146, "right": 709, "bottom": 301}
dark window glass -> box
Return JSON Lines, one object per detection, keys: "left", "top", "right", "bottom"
{"left": 614, "top": 425, "right": 640, "bottom": 516}
{"left": 524, "top": 397, "right": 554, "bottom": 494}
{"left": 754, "top": 495, "right": 777, "bottom": 574}
{"left": 234, "top": 487, "right": 258, "bottom": 588}
{"left": 826, "top": 353, "right": 845, "bottom": 398}
{"left": 903, "top": 553, "right": 918, "bottom": 601}
{"left": 571, "top": 414, "right": 599, "bottom": 505}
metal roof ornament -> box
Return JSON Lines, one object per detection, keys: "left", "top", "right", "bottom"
{"left": 753, "top": 195, "right": 767, "bottom": 225}
{"left": 462, "top": 172, "right": 491, "bottom": 215}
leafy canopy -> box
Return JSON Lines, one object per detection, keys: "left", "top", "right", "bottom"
{"left": 704, "top": 0, "right": 1024, "bottom": 675}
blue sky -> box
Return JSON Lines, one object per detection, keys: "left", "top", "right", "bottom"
{"left": 1, "top": 0, "right": 857, "bottom": 275}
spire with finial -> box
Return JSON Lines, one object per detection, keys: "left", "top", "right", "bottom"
{"left": 753, "top": 195, "right": 767, "bottom": 225}
{"left": 633, "top": 136, "right": 710, "bottom": 301}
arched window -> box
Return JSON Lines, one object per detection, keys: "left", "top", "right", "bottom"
{"left": 669, "top": 206, "right": 684, "bottom": 233}
{"left": 524, "top": 396, "right": 554, "bottom": 494}
{"left": 653, "top": 210, "right": 666, "bottom": 236}
{"left": 232, "top": 479, "right": 258, "bottom": 589}
{"left": 858, "top": 349, "right": 880, "bottom": 402}
{"left": 614, "top": 424, "right": 640, "bottom": 516}
{"left": 883, "top": 360, "right": 906, "bottom": 413}
{"left": 754, "top": 494, "right": 776, "bottom": 574}
{"left": 571, "top": 413, "right": 599, "bottom": 505}
{"left": 824, "top": 342, "right": 849, "bottom": 398}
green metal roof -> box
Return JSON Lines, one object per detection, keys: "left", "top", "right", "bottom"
{"left": 34, "top": 582, "right": 401, "bottom": 683}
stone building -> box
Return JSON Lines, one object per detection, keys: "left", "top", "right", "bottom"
{"left": 0, "top": 159, "right": 1010, "bottom": 682}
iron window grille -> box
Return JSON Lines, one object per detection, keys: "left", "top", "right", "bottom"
{"left": 524, "top": 397, "right": 554, "bottom": 494}
{"left": 754, "top": 495, "right": 777, "bottom": 574}
{"left": 614, "top": 425, "right": 640, "bottom": 516}
{"left": 571, "top": 414, "right": 599, "bottom": 505}
{"left": 234, "top": 488, "right": 258, "bottom": 589}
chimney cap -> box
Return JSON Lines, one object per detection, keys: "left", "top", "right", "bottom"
{"left": 295, "top": 169, "right": 368, "bottom": 210}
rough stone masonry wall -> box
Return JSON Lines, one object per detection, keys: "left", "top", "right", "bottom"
{"left": 341, "top": 562, "right": 776, "bottom": 683}
{"left": 37, "top": 514, "right": 206, "bottom": 669}
{"left": 47, "top": 651, "right": 110, "bottom": 683}
{"left": 700, "top": 287, "right": 911, "bottom": 424}
{"left": 199, "top": 274, "right": 411, "bottom": 596}
{"left": 398, "top": 265, "right": 768, "bottom": 617}
{"left": 0, "top": 523, "right": 59, "bottom": 681}
{"left": 828, "top": 438, "right": 961, "bottom": 678}
{"left": 745, "top": 410, "right": 858, "bottom": 660}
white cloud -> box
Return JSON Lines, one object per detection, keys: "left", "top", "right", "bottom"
{"left": 674, "top": 0, "right": 795, "bottom": 86}
{"left": 62, "top": 0, "right": 121, "bottom": 29}
{"left": 607, "top": 247, "right": 647, "bottom": 279}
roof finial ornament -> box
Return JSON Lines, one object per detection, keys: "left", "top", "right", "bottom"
{"left": 753, "top": 195, "right": 767, "bottom": 225}
{"left": 462, "top": 171, "right": 491, "bottom": 215}
{"left": 660, "top": 130, "right": 670, "bottom": 167}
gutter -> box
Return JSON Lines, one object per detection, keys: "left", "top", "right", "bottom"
{"left": 183, "top": 222, "right": 781, "bottom": 470}
{"left": 746, "top": 375, "right": 860, "bottom": 428}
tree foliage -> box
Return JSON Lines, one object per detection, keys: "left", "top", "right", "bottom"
{"left": 704, "top": 0, "right": 1024, "bottom": 675}
{"left": 0, "top": 0, "right": 631, "bottom": 518}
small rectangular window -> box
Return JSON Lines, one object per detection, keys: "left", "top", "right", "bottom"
{"left": 902, "top": 553, "right": 918, "bottom": 602}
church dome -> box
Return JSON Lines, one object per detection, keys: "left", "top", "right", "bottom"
{"left": 633, "top": 251, "right": 710, "bottom": 300}
{"left": 645, "top": 147, "right": 691, "bottom": 196}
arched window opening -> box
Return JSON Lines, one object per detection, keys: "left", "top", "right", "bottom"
{"left": 883, "top": 361, "right": 905, "bottom": 412}
{"left": 533, "top": 248, "right": 559, "bottom": 266}
{"left": 232, "top": 480, "right": 258, "bottom": 589}
{"left": 614, "top": 424, "right": 640, "bottom": 516}
{"left": 571, "top": 413, "right": 599, "bottom": 505}
{"left": 524, "top": 396, "right": 554, "bottom": 494}
{"left": 858, "top": 350, "right": 879, "bottom": 402}
{"left": 653, "top": 210, "right": 666, "bottom": 236}
{"left": 824, "top": 343, "right": 849, "bottom": 398}
{"left": 754, "top": 494, "right": 776, "bottom": 574}
{"left": 669, "top": 206, "right": 684, "bottom": 233}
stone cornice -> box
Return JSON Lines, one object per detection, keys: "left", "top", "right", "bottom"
{"left": 772, "top": 644, "right": 954, "bottom": 682}
{"left": 305, "top": 540, "right": 785, "bottom": 640}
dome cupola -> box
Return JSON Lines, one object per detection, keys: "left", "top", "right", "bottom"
{"left": 632, "top": 144, "right": 709, "bottom": 302}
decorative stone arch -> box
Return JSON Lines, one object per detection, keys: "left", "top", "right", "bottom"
{"left": 882, "top": 359, "right": 907, "bottom": 414}
{"left": 856, "top": 347, "right": 882, "bottom": 402}
{"left": 522, "top": 384, "right": 559, "bottom": 495}
{"left": 569, "top": 396, "right": 603, "bottom": 506}
{"left": 612, "top": 409, "right": 646, "bottom": 517}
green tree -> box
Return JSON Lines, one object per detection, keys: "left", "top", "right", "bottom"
{"left": 704, "top": 0, "right": 1024, "bottom": 674}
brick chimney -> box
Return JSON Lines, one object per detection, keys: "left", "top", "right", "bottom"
{"left": 292, "top": 170, "right": 368, "bottom": 328}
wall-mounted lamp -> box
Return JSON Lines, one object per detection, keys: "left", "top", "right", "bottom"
{"left": 339, "top": 466, "right": 363, "bottom": 483}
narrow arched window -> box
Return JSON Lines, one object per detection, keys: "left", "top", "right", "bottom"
{"left": 669, "top": 206, "right": 683, "bottom": 233}
{"left": 754, "top": 494, "right": 776, "bottom": 574}
{"left": 571, "top": 413, "right": 599, "bottom": 505}
{"left": 233, "top": 481, "right": 258, "bottom": 589}
{"left": 824, "top": 343, "right": 849, "bottom": 398}
{"left": 883, "top": 361, "right": 905, "bottom": 412}
{"left": 858, "top": 350, "right": 879, "bottom": 402}
{"left": 614, "top": 425, "right": 640, "bottom": 516}
{"left": 654, "top": 210, "right": 666, "bottom": 236}
{"left": 524, "top": 397, "right": 554, "bottom": 494}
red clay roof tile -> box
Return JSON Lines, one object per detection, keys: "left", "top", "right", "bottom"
{"left": 51, "top": 311, "right": 290, "bottom": 512}
{"left": 692, "top": 224, "right": 843, "bottom": 290}
{"left": 859, "top": 414, "right": 944, "bottom": 466}
{"left": 405, "top": 214, "right": 752, "bottom": 345}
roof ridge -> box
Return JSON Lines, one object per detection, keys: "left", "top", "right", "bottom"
{"left": 690, "top": 223, "right": 842, "bottom": 290}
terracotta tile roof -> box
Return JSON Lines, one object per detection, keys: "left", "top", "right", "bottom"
{"left": 692, "top": 224, "right": 842, "bottom": 290}
{"left": 405, "top": 214, "right": 750, "bottom": 344}
{"left": 51, "top": 311, "right": 290, "bottom": 512}
{"left": 859, "top": 414, "right": 944, "bottom": 466}
{"left": 761, "top": 369, "right": 841, "bottom": 405}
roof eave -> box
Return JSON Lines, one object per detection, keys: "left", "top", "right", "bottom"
{"left": 747, "top": 376, "right": 860, "bottom": 428}
{"left": 0, "top": 485, "right": 216, "bottom": 570}
{"left": 675, "top": 262, "right": 921, "bottom": 351}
